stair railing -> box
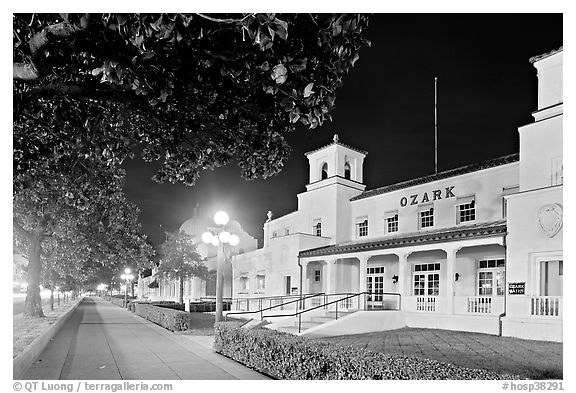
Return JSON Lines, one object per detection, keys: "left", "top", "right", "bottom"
{"left": 224, "top": 292, "right": 326, "bottom": 322}
{"left": 265, "top": 291, "right": 401, "bottom": 333}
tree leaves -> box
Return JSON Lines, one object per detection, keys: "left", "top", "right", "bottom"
{"left": 271, "top": 64, "right": 287, "bottom": 85}
{"left": 303, "top": 83, "right": 314, "bottom": 98}
{"left": 14, "top": 13, "right": 371, "bottom": 186}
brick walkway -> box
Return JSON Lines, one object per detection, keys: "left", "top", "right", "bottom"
{"left": 312, "top": 327, "right": 562, "bottom": 379}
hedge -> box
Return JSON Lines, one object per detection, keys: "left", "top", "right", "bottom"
{"left": 214, "top": 323, "right": 521, "bottom": 380}
{"left": 134, "top": 303, "right": 195, "bottom": 331}
{"left": 108, "top": 296, "right": 136, "bottom": 308}
{"left": 154, "top": 301, "right": 231, "bottom": 312}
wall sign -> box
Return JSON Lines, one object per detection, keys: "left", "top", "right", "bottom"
{"left": 400, "top": 186, "right": 456, "bottom": 207}
{"left": 508, "top": 282, "right": 526, "bottom": 295}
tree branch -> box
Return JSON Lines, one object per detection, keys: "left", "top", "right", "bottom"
{"left": 13, "top": 19, "right": 88, "bottom": 81}
{"left": 195, "top": 13, "right": 243, "bottom": 24}
{"left": 13, "top": 218, "right": 31, "bottom": 241}
{"left": 29, "top": 21, "right": 84, "bottom": 61}
{"left": 13, "top": 62, "right": 39, "bottom": 80}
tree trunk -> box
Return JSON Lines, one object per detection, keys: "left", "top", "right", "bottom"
{"left": 24, "top": 234, "right": 44, "bottom": 317}
{"left": 179, "top": 276, "right": 184, "bottom": 304}
{"left": 50, "top": 287, "right": 54, "bottom": 311}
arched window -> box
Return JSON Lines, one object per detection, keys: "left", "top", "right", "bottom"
{"left": 321, "top": 162, "right": 328, "bottom": 180}
{"left": 344, "top": 162, "right": 351, "bottom": 180}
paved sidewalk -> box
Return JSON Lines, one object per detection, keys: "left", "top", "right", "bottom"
{"left": 22, "top": 297, "right": 268, "bottom": 380}
{"left": 313, "top": 327, "right": 562, "bottom": 379}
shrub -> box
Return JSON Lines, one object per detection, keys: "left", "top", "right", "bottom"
{"left": 214, "top": 324, "right": 521, "bottom": 380}
{"left": 108, "top": 296, "right": 136, "bottom": 308}
{"left": 134, "top": 303, "right": 196, "bottom": 331}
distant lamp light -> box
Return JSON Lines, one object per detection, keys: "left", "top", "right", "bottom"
{"left": 211, "top": 236, "right": 219, "bottom": 246}
{"left": 455, "top": 273, "right": 460, "bottom": 282}
{"left": 214, "top": 211, "right": 229, "bottom": 226}
{"left": 201, "top": 231, "right": 213, "bottom": 244}
{"left": 124, "top": 267, "right": 131, "bottom": 275}
{"left": 219, "top": 231, "right": 231, "bottom": 243}
{"left": 392, "top": 275, "right": 399, "bottom": 284}
{"left": 229, "top": 234, "right": 240, "bottom": 246}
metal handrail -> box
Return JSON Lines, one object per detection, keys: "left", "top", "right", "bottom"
{"left": 265, "top": 291, "right": 401, "bottom": 333}
{"left": 227, "top": 293, "right": 327, "bottom": 311}
{"left": 224, "top": 292, "right": 327, "bottom": 321}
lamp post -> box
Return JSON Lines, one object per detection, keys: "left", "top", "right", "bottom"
{"left": 202, "top": 211, "right": 240, "bottom": 322}
{"left": 120, "top": 268, "right": 134, "bottom": 308}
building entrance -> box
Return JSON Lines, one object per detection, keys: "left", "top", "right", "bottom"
{"left": 540, "top": 260, "right": 563, "bottom": 296}
{"left": 366, "top": 266, "right": 385, "bottom": 309}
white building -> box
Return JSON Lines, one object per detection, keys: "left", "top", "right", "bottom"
{"left": 231, "top": 48, "right": 563, "bottom": 342}
{"left": 138, "top": 205, "right": 258, "bottom": 303}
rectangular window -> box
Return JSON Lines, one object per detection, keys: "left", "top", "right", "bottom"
{"left": 385, "top": 210, "right": 399, "bottom": 234}
{"left": 239, "top": 276, "right": 249, "bottom": 292}
{"left": 284, "top": 227, "right": 290, "bottom": 235}
{"left": 457, "top": 195, "right": 475, "bottom": 224}
{"left": 413, "top": 274, "right": 425, "bottom": 296}
{"left": 313, "top": 218, "right": 322, "bottom": 237}
{"left": 256, "top": 274, "right": 265, "bottom": 291}
{"left": 559, "top": 261, "right": 563, "bottom": 276}
{"left": 314, "top": 269, "right": 321, "bottom": 282}
{"left": 418, "top": 205, "right": 434, "bottom": 229}
{"left": 477, "top": 259, "right": 505, "bottom": 296}
{"left": 272, "top": 230, "right": 277, "bottom": 238}
{"left": 357, "top": 217, "right": 368, "bottom": 237}
{"left": 285, "top": 276, "right": 291, "bottom": 295}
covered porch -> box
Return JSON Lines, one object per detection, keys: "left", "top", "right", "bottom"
{"left": 299, "top": 220, "right": 510, "bottom": 332}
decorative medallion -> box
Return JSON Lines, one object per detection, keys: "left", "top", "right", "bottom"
{"left": 537, "top": 203, "right": 563, "bottom": 238}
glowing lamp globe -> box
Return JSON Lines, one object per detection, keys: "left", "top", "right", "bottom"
{"left": 214, "top": 211, "right": 229, "bottom": 226}
{"left": 229, "top": 234, "right": 240, "bottom": 246}
{"left": 124, "top": 267, "right": 131, "bottom": 274}
{"left": 219, "top": 231, "right": 231, "bottom": 243}
{"left": 201, "top": 231, "right": 213, "bottom": 244}
{"left": 211, "top": 236, "right": 219, "bottom": 246}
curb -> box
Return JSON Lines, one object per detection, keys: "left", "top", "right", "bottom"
{"left": 13, "top": 297, "right": 84, "bottom": 380}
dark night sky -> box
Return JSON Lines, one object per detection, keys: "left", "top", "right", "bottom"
{"left": 122, "top": 13, "right": 563, "bottom": 247}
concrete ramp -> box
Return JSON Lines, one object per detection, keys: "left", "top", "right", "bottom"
{"left": 301, "top": 311, "right": 406, "bottom": 337}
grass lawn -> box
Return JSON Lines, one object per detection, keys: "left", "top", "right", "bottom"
{"left": 312, "top": 327, "right": 562, "bottom": 380}
{"left": 177, "top": 313, "right": 246, "bottom": 336}
{"left": 13, "top": 298, "right": 81, "bottom": 359}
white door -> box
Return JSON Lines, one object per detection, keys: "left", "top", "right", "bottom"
{"left": 366, "top": 266, "right": 385, "bottom": 309}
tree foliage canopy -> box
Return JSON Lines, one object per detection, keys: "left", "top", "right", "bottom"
{"left": 14, "top": 13, "right": 371, "bottom": 186}
{"left": 157, "top": 231, "right": 207, "bottom": 282}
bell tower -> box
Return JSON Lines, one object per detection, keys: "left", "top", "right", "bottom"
{"left": 305, "top": 134, "right": 367, "bottom": 188}
{"left": 297, "top": 134, "right": 367, "bottom": 244}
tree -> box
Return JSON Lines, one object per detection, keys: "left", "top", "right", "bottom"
{"left": 14, "top": 13, "right": 371, "bottom": 187}
{"left": 157, "top": 231, "right": 208, "bottom": 304}
{"left": 13, "top": 160, "right": 153, "bottom": 317}
{"left": 13, "top": 13, "right": 370, "bottom": 317}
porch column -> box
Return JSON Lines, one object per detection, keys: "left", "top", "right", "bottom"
{"left": 300, "top": 260, "right": 310, "bottom": 295}
{"left": 444, "top": 247, "right": 460, "bottom": 314}
{"left": 325, "top": 258, "right": 337, "bottom": 294}
{"left": 397, "top": 251, "right": 411, "bottom": 299}
{"left": 358, "top": 255, "right": 369, "bottom": 293}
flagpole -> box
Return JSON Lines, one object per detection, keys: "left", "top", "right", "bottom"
{"left": 434, "top": 77, "right": 438, "bottom": 175}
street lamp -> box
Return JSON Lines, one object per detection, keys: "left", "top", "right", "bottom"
{"left": 202, "top": 210, "right": 240, "bottom": 322}
{"left": 120, "top": 268, "right": 134, "bottom": 308}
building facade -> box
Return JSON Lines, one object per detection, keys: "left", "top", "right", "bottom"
{"left": 231, "top": 48, "right": 563, "bottom": 342}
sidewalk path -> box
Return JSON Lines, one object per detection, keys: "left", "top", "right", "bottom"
{"left": 22, "top": 297, "right": 268, "bottom": 380}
